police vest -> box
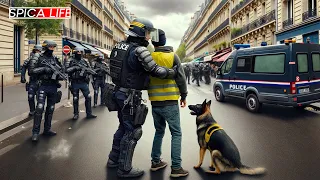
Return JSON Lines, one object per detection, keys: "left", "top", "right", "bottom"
{"left": 109, "top": 41, "right": 149, "bottom": 90}
{"left": 147, "top": 52, "right": 180, "bottom": 101}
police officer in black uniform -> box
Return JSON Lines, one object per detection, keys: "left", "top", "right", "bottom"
{"left": 106, "top": 18, "right": 177, "bottom": 178}
{"left": 192, "top": 63, "right": 200, "bottom": 86}
{"left": 21, "top": 44, "right": 42, "bottom": 116}
{"left": 183, "top": 64, "right": 191, "bottom": 84}
{"left": 29, "top": 40, "right": 64, "bottom": 142}
{"left": 203, "top": 63, "right": 211, "bottom": 84}
{"left": 66, "top": 47, "right": 97, "bottom": 120}
{"left": 92, "top": 53, "right": 109, "bottom": 107}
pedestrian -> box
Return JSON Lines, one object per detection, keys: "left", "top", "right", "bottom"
{"left": 106, "top": 18, "right": 177, "bottom": 178}
{"left": 184, "top": 64, "right": 191, "bottom": 84}
{"left": 91, "top": 53, "right": 109, "bottom": 107}
{"left": 21, "top": 44, "right": 42, "bottom": 116}
{"left": 28, "top": 40, "right": 64, "bottom": 142}
{"left": 65, "top": 47, "right": 97, "bottom": 120}
{"left": 148, "top": 29, "right": 189, "bottom": 177}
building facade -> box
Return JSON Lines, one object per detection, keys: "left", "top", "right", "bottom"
{"left": 276, "top": 0, "right": 320, "bottom": 44}
{"left": 0, "top": 0, "right": 133, "bottom": 86}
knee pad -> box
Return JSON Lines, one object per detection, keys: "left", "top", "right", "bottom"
{"left": 73, "top": 96, "right": 78, "bottom": 101}
{"left": 38, "top": 91, "right": 45, "bottom": 101}
{"left": 133, "top": 127, "right": 142, "bottom": 141}
{"left": 36, "top": 103, "right": 44, "bottom": 113}
{"left": 48, "top": 105, "right": 55, "bottom": 114}
{"left": 28, "top": 94, "right": 35, "bottom": 100}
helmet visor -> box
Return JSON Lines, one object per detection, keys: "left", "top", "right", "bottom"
{"left": 149, "top": 29, "right": 159, "bottom": 42}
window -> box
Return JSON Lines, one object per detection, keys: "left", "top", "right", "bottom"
{"left": 312, "top": 53, "right": 320, "bottom": 71}
{"left": 262, "top": 2, "right": 266, "bottom": 15}
{"left": 222, "top": 58, "right": 233, "bottom": 74}
{"left": 246, "top": 13, "right": 249, "bottom": 24}
{"left": 254, "top": 8, "right": 257, "bottom": 19}
{"left": 297, "top": 54, "right": 308, "bottom": 73}
{"left": 254, "top": 54, "right": 285, "bottom": 73}
{"left": 236, "top": 57, "right": 251, "bottom": 72}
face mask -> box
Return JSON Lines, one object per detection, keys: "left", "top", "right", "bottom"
{"left": 75, "top": 54, "right": 82, "bottom": 60}
{"left": 147, "top": 40, "right": 155, "bottom": 53}
{"left": 45, "top": 50, "right": 53, "bottom": 56}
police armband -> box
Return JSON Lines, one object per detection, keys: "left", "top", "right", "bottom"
{"left": 133, "top": 104, "right": 148, "bottom": 126}
{"left": 56, "top": 90, "right": 62, "bottom": 103}
{"left": 102, "top": 83, "right": 117, "bottom": 111}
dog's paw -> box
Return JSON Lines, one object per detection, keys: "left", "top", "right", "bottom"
{"left": 205, "top": 170, "right": 221, "bottom": 174}
{"left": 194, "top": 164, "right": 202, "bottom": 169}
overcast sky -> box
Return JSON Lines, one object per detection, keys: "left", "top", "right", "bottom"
{"left": 124, "top": 0, "right": 203, "bottom": 51}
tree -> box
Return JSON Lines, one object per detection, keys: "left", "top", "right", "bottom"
{"left": 176, "top": 43, "right": 186, "bottom": 60}
{"left": 13, "top": 0, "right": 70, "bottom": 43}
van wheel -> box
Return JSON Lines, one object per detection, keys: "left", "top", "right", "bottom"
{"left": 246, "top": 94, "right": 261, "bottom": 113}
{"left": 215, "top": 87, "right": 225, "bottom": 102}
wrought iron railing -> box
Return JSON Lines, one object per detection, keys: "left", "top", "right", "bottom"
{"left": 231, "top": 0, "right": 252, "bottom": 15}
{"left": 114, "top": 1, "right": 124, "bottom": 19}
{"left": 282, "top": 17, "right": 293, "bottom": 29}
{"left": 194, "top": 38, "right": 207, "bottom": 50}
{"left": 0, "top": 0, "right": 10, "bottom": 6}
{"left": 70, "top": 29, "right": 74, "bottom": 38}
{"left": 104, "top": 25, "right": 113, "bottom": 34}
{"left": 114, "top": 20, "right": 124, "bottom": 31}
{"left": 231, "top": 10, "right": 275, "bottom": 39}
{"left": 72, "top": 0, "right": 102, "bottom": 26}
{"left": 194, "top": 22, "right": 208, "bottom": 40}
{"left": 302, "top": 9, "right": 317, "bottom": 21}
{"left": 208, "top": 0, "right": 228, "bottom": 22}
{"left": 82, "top": 34, "right": 86, "bottom": 41}
{"left": 207, "top": 18, "right": 229, "bottom": 40}
{"left": 95, "top": 0, "right": 102, "bottom": 8}
{"left": 104, "top": 6, "right": 113, "bottom": 18}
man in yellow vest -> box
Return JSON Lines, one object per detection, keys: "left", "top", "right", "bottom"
{"left": 148, "top": 29, "right": 188, "bottom": 178}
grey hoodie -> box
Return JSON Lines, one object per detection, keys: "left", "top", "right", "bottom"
{"left": 151, "top": 46, "right": 188, "bottom": 107}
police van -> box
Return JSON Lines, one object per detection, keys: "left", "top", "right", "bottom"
{"left": 213, "top": 41, "right": 320, "bottom": 112}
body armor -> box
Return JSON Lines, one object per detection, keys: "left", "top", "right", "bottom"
{"left": 68, "top": 58, "right": 91, "bottom": 82}
{"left": 110, "top": 42, "right": 149, "bottom": 90}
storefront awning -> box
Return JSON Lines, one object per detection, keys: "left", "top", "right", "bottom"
{"left": 212, "top": 51, "right": 229, "bottom": 60}
{"left": 95, "top": 47, "right": 111, "bottom": 57}
{"left": 63, "top": 39, "right": 90, "bottom": 53}
{"left": 81, "top": 44, "right": 99, "bottom": 54}
{"left": 214, "top": 52, "right": 231, "bottom": 62}
{"left": 204, "top": 53, "right": 215, "bottom": 62}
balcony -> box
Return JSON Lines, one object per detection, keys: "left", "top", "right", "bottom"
{"left": 208, "top": 18, "right": 229, "bottom": 40}
{"left": 76, "top": 32, "right": 81, "bottom": 40}
{"left": 282, "top": 18, "right": 293, "bottom": 29}
{"left": 114, "top": 20, "right": 125, "bottom": 31}
{"left": 302, "top": 9, "right": 317, "bottom": 21}
{"left": 208, "top": 0, "right": 228, "bottom": 23}
{"left": 104, "top": 6, "right": 113, "bottom": 18}
{"left": 194, "top": 22, "right": 208, "bottom": 40}
{"left": 82, "top": 34, "right": 86, "bottom": 41}
{"left": 0, "top": 0, "right": 10, "bottom": 6}
{"left": 231, "top": 10, "right": 275, "bottom": 39}
{"left": 231, "top": 0, "right": 252, "bottom": 15}
{"left": 71, "top": 0, "right": 102, "bottom": 26}
{"left": 95, "top": 0, "right": 102, "bottom": 8}
{"left": 70, "top": 29, "right": 75, "bottom": 38}
{"left": 104, "top": 25, "right": 113, "bottom": 35}
{"left": 194, "top": 38, "right": 207, "bottom": 51}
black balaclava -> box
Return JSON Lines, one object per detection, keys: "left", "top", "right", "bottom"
{"left": 44, "top": 48, "right": 53, "bottom": 57}
{"left": 75, "top": 53, "right": 82, "bottom": 60}
{"left": 126, "top": 36, "right": 149, "bottom": 47}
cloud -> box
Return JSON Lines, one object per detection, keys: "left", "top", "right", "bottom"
{"left": 123, "top": 0, "right": 204, "bottom": 50}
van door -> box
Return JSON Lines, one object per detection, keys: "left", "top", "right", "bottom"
{"left": 309, "top": 44, "right": 320, "bottom": 93}
{"left": 296, "top": 52, "right": 311, "bottom": 95}
{"left": 220, "top": 58, "right": 234, "bottom": 96}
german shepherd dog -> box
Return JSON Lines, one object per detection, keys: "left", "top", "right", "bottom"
{"left": 188, "top": 99, "right": 266, "bottom": 175}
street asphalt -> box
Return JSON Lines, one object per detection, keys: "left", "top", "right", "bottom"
{"left": 0, "top": 80, "right": 320, "bottom": 180}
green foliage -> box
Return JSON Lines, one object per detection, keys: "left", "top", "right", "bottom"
{"left": 176, "top": 43, "right": 186, "bottom": 60}
{"left": 13, "top": 0, "right": 71, "bottom": 39}
{"left": 231, "top": 28, "right": 241, "bottom": 36}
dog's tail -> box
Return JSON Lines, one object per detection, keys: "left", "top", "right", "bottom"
{"left": 239, "top": 165, "right": 266, "bottom": 175}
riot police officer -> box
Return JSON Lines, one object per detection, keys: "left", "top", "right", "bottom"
{"left": 184, "top": 64, "right": 191, "bottom": 84}
{"left": 203, "top": 63, "right": 211, "bottom": 84}
{"left": 192, "top": 63, "right": 200, "bottom": 86}
{"left": 92, "top": 53, "right": 109, "bottom": 107}
{"left": 66, "top": 47, "right": 97, "bottom": 120}
{"left": 21, "top": 44, "right": 42, "bottom": 116}
{"left": 29, "top": 40, "right": 65, "bottom": 142}
{"left": 106, "top": 18, "right": 177, "bottom": 178}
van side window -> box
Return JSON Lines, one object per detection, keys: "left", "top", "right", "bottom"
{"left": 297, "top": 54, "right": 308, "bottom": 73}
{"left": 253, "top": 54, "right": 285, "bottom": 73}
{"left": 312, "top": 53, "right": 320, "bottom": 72}
{"left": 236, "top": 57, "right": 251, "bottom": 72}
{"left": 222, "top": 58, "right": 233, "bottom": 74}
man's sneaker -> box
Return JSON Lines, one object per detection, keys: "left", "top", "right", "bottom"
{"left": 170, "top": 167, "right": 189, "bottom": 178}
{"left": 106, "top": 159, "right": 118, "bottom": 168}
{"left": 117, "top": 168, "right": 144, "bottom": 178}
{"left": 150, "top": 160, "right": 168, "bottom": 171}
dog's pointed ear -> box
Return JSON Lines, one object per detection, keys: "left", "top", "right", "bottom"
{"left": 207, "top": 100, "right": 212, "bottom": 107}
{"left": 202, "top": 99, "right": 207, "bottom": 105}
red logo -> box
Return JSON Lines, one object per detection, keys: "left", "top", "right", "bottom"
{"left": 9, "top": 7, "right": 71, "bottom": 19}
{"left": 63, "top": 45, "right": 70, "bottom": 54}
{"left": 296, "top": 76, "right": 300, "bottom": 82}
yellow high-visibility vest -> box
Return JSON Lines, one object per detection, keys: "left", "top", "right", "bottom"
{"left": 148, "top": 51, "right": 180, "bottom": 101}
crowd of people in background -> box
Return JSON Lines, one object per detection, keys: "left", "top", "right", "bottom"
{"left": 183, "top": 62, "right": 217, "bottom": 87}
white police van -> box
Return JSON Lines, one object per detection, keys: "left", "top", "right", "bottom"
{"left": 214, "top": 41, "right": 320, "bottom": 112}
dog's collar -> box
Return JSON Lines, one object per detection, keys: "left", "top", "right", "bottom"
{"left": 205, "top": 123, "right": 223, "bottom": 143}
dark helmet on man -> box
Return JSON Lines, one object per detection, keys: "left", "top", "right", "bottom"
{"left": 125, "top": 18, "right": 159, "bottom": 42}
{"left": 42, "top": 40, "right": 57, "bottom": 50}
{"left": 73, "top": 47, "right": 85, "bottom": 54}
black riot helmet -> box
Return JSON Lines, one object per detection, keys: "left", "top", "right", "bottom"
{"left": 32, "top": 44, "right": 42, "bottom": 53}
{"left": 42, "top": 40, "right": 56, "bottom": 56}
{"left": 96, "top": 53, "right": 104, "bottom": 61}
{"left": 125, "top": 18, "right": 158, "bottom": 41}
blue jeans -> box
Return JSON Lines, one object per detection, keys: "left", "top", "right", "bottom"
{"left": 151, "top": 104, "right": 182, "bottom": 169}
